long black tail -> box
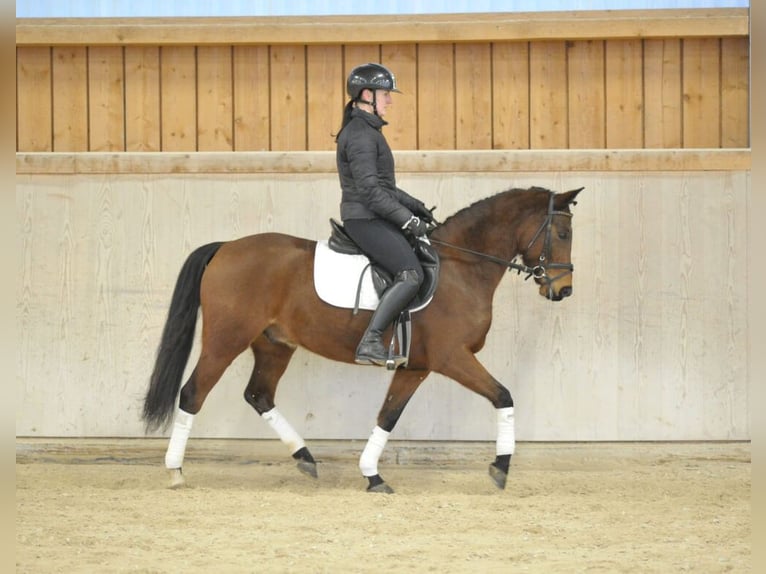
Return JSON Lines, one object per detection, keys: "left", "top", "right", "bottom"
{"left": 142, "top": 242, "right": 224, "bottom": 433}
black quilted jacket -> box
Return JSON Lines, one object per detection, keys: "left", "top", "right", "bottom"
{"left": 336, "top": 108, "right": 422, "bottom": 227}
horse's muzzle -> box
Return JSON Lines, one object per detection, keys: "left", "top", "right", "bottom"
{"left": 540, "top": 283, "right": 573, "bottom": 301}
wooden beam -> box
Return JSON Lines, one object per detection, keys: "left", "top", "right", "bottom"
{"left": 16, "top": 9, "right": 749, "bottom": 47}
{"left": 15, "top": 149, "right": 751, "bottom": 175}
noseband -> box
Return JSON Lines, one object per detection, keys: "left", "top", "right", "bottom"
{"left": 429, "top": 191, "right": 574, "bottom": 288}
{"left": 521, "top": 191, "right": 574, "bottom": 287}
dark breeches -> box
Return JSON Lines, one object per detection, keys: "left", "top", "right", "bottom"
{"left": 343, "top": 218, "right": 424, "bottom": 283}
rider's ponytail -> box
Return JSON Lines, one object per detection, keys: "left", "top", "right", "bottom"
{"left": 334, "top": 100, "right": 355, "bottom": 142}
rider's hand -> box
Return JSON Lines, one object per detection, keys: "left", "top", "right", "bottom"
{"left": 403, "top": 215, "right": 428, "bottom": 237}
{"left": 414, "top": 202, "right": 435, "bottom": 224}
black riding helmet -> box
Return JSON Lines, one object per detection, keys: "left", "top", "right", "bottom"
{"left": 346, "top": 63, "right": 402, "bottom": 101}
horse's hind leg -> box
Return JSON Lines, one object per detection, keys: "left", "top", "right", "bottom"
{"left": 243, "top": 333, "right": 318, "bottom": 479}
{"left": 360, "top": 368, "right": 430, "bottom": 493}
{"left": 164, "top": 342, "right": 248, "bottom": 488}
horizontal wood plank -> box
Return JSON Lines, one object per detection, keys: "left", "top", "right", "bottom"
{"left": 16, "top": 9, "right": 749, "bottom": 46}
{"left": 15, "top": 149, "right": 751, "bottom": 175}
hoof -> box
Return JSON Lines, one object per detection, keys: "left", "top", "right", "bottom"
{"left": 168, "top": 468, "right": 185, "bottom": 489}
{"left": 365, "top": 474, "right": 394, "bottom": 494}
{"left": 292, "top": 447, "right": 318, "bottom": 478}
{"left": 488, "top": 463, "right": 507, "bottom": 489}
{"left": 296, "top": 460, "right": 318, "bottom": 479}
{"left": 367, "top": 482, "right": 395, "bottom": 494}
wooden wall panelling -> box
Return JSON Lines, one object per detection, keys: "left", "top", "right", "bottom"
{"left": 417, "top": 44, "right": 455, "bottom": 149}
{"left": 124, "top": 47, "right": 161, "bottom": 151}
{"left": 15, "top": 168, "right": 751, "bottom": 440}
{"left": 682, "top": 38, "right": 721, "bottom": 148}
{"left": 455, "top": 43, "right": 492, "bottom": 149}
{"left": 529, "top": 41, "right": 568, "bottom": 149}
{"left": 15, "top": 10, "right": 750, "bottom": 47}
{"left": 306, "top": 45, "right": 344, "bottom": 151}
{"left": 52, "top": 46, "right": 88, "bottom": 151}
{"left": 720, "top": 37, "right": 749, "bottom": 147}
{"left": 14, "top": 13, "right": 752, "bottom": 154}
{"left": 567, "top": 40, "right": 606, "bottom": 149}
{"left": 613, "top": 175, "right": 653, "bottom": 437}
{"left": 16, "top": 47, "right": 52, "bottom": 151}
{"left": 197, "top": 46, "right": 233, "bottom": 151}
{"left": 88, "top": 46, "right": 125, "bottom": 151}
{"left": 343, "top": 44, "right": 381, "bottom": 78}
{"left": 233, "top": 46, "right": 270, "bottom": 151}
{"left": 381, "top": 44, "right": 418, "bottom": 150}
{"left": 270, "top": 45, "right": 307, "bottom": 151}
{"left": 160, "top": 46, "right": 197, "bottom": 151}
{"left": 605, "top": 40, "right": 644, "bottom": 148}
{"left": 643, "top": 39, "right": 682, "bottom": 148}
{"left": 491, "top": 42, "right": 530, "bottom": 150}
{"left": 688, "top": 172, "right": 746, "bottom": 436}
{"left": 15, "top": 149, "right": 751, "bottom": 175}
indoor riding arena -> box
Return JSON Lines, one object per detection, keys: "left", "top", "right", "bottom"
{"left": 16, "top": 4, "right": 751, "bottom": 573}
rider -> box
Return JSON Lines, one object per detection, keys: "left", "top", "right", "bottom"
{"left": 335, "top": 62, "right": 434, "bottom": 366}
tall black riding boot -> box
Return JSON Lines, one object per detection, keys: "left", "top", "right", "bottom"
{"left": 355, "top": 269, "right": 421, "bottom": 365}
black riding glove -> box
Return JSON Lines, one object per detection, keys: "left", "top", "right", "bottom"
{"left": 402, "top": 215, "right": 428, "bottom": 238}
{"left": 414, "top": 202, "right": 435, "bottom": 224}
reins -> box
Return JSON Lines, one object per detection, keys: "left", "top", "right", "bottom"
{"left": 427, "top": 238, "right": 541, "bottom": 279}
{"left": 428, "top": 191, "right": 574, "bottom": 284}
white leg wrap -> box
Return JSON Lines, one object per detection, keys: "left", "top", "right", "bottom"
{"left": 262, "top": 407, "right": 306, "bottom": 455}
{"left": 496, "top": 407, "right": 516, "bottom": 456}
{"left": 359, "top": 426, "right": 390, "bottom": 477}
{"left": 165, "top": 409, "right": 195, "bottom": 469}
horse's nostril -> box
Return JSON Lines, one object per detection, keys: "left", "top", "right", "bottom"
{"left": 560, "top": 286, "right": 573, "bottom": 298}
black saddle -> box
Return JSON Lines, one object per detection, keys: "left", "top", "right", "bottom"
{"left": 328, "top": 218, "right": 440, "bottom": 310}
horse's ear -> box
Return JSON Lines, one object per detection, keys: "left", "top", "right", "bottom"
{"left": 555, "top": 187, "right": 584, "bottom": 210}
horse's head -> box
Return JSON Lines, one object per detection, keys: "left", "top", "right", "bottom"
{"left": 519, "top": 187, "right": 583, "bottom": 301}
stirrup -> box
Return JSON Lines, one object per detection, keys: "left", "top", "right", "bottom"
{"left": 354, "top": 312, "right": 412, "bottom": 369}
{"left": 385, "top": 355, "right": 408, "bottom": 370}
{"left": 384, "top": 312, "right": 411, "bottom": 370}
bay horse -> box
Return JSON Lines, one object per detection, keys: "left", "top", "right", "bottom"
{"left": 142, "top": 185, "right": 583, "bottom": 493}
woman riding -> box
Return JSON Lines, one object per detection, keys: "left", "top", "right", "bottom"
{"left": 335, "top": 62, "right": 434, "bottom": 366}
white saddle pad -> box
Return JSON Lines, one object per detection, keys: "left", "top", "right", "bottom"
{"left": 314, "top": 240, "right": 380, "bottom": 311}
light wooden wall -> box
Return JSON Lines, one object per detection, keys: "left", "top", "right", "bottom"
{"left": 16, "top": 9, "right": 750, "bottom": 153}
{"left": 15, "top": 150, "right": 750, "bottom": 441}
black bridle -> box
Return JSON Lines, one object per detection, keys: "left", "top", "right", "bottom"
{"left": 428, "top": 191, "right": 574, "bottom": 292}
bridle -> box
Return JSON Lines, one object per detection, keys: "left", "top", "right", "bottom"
{"left": 428, "top": 191, "right": 574, "bottom": 292}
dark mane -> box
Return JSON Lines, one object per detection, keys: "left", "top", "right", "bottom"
{"left": 440, "top": 186, "right": 553, "bottom": 226}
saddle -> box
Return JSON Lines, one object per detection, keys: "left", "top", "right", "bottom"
{"left": 328, "top": 218, "right": 439, "bottom": 307}
{"left": 327, "top": 218, "right": 440, "bottom": 369}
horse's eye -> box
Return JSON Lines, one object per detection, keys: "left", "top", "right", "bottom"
{"left": 558, "top": 229, "right": 570, "bottom": 240}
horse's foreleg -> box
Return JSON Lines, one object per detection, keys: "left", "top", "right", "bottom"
{"left": 243, "top": 335, "right": 318, "bottom": 478}
{"left": 489, "top": 406, "right": 515, "bottom": 489}
{"left": 360, "top": 369, "right": 429, "bottom": 493}
{"left": 435, "top": 351, "right": 515, "bottom": 489}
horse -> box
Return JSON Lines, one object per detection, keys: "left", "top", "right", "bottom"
{"left": 142, "top": 185, "right": 583, "bottom": 493}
